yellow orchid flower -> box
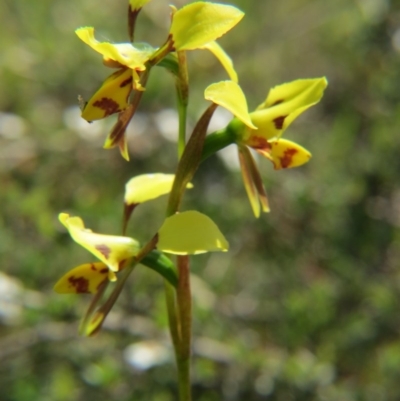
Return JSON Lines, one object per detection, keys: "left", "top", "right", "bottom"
{"left": 76, "top": 27, "right": 155, "bottom": 122}
{"left": 242, "top": 78, "right": 328, "bottom": 163}
{"left": 210, "top": 78, "right": 327, "bottom": 170}
{"left": 59, "top": 213, "right": 140, "bottom": 281}
{"left": 203, "top": 78, "right": 328, "bottom": 217}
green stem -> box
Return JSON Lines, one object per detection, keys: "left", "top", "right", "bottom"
{"left": 176, "top": 255, "right": 192, "bottom": 401}
{"left": 177, "top": 100, "right": 188, "bottom": 159}
{"left": 165, "top": 61, "right": 224, "bottom": 400}
{"left": 164, "top": 280, "right": 181, "bottom": 354}
{"left": 201, "top": 125, "right": 237, "bottom": 163}
{"left": 176, "top": 51, "right": 189, "bottom": 158}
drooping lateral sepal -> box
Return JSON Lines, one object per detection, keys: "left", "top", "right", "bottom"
{"left": 103, "top": 104, "right": 136, "bottom": 161}
{"left": 238, "top": 146, "right": 270, "bottom": 217}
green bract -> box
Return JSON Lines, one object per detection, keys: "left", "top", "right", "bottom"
{"left": 158, "top": 211, "right": 229, "bottom": 254}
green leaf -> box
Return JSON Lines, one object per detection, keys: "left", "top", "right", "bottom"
{"left": 158, "top": 210, "right": 229, "bottom": 255}
{"left": 170, "top": 2, "right": 244, "bottom": 51}
{"left": 141, "top": 250, "right": 178, "bottom": 287}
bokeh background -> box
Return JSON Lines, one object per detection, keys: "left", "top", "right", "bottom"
{"left": 1, "top": 0, "right": 400, "bottom": 400}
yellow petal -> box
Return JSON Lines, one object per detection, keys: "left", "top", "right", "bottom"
{"left": 205, "top": 81, "right": 256, "bottom": 129}
{"left": 129, "top": 0, "right": 152, "bottom": 10}
{"left": 248, "top": 78, "right": 328, "bottom": 141}
{"left": 199, "top": 41, "right": 238, "bottom": 82}
{"left": 258, "top": 77, "right": 328, "bottom": 111}
{"left": 257, "top": 138, "right": 312, "bottom": 170}
{"left": 76, "top": 27, "right": 150, "bottom": 70}
{"left": 125, "top": 173, "right": 193, "bottom": 205}
{"left": 170, "top": 2, "right": 244, "bottom": 51}
{"left": 158, "top": 211, "right": 229, "bottom": 255}
{"left": 81, "top": 68, "right": 133, "bottom": 121}
{"left": 59, "top": 213, "right": 140, "bottom": 272}
{"left": 54, "top": 262, "right": 109, "bottom": 294}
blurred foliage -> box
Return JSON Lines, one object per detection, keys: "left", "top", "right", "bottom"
{"left": 1, "top": 0, "right": 400, "bottom": 400}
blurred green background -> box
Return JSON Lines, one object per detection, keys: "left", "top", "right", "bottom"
{"left": 1, "top": 0, "right": 400, "bottom": 400}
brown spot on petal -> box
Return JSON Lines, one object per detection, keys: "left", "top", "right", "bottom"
{"left": 93, "top": 98, "right": 120, "bottom": 117}
{"left": 273, "top": 115, "right": 287, "bottom": 130}
{"left": 248, "top": 136, "right": 272, "bottom": 150}
{"left": 272, "top": 99, "right": 284, "bottom": 106}
{"left": 95, "top": 244, "right": 111, "bottom": 259}
{"left": 90, "top": 264, "right": 97, "bottom": 271}
{"left": 100, "top": 267, "right": 108, "bottom": 274}
{"left": 280, "top": 148, "right": 298, "bottom": 168}
{"left": 68, "top": 276, "right": 89, "bottom": 293}
{"left": 120, "top": 77, "right": 133, "bottom": 88}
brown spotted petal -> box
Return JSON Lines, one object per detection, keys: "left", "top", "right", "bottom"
{"left": 256, "top": 138, "right": 311, "bottom": 170}
{"left": 59, "top": 213, "right": 140, "bottom": 273}
{"left": 246, "top": 78, "right": 328, "bottom": 142}
{"left": 81, "top": 68, "right": 133, "bottom": 122}
{"left": 54, "top": 262, "right": 109, "bottom": 294}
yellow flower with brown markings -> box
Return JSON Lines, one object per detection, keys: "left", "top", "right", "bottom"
{"left": 76, "top": 27, "right": 155, "bottom": 122}
{"left": 203, "top": 78, "right": 328, "bottom": 217}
